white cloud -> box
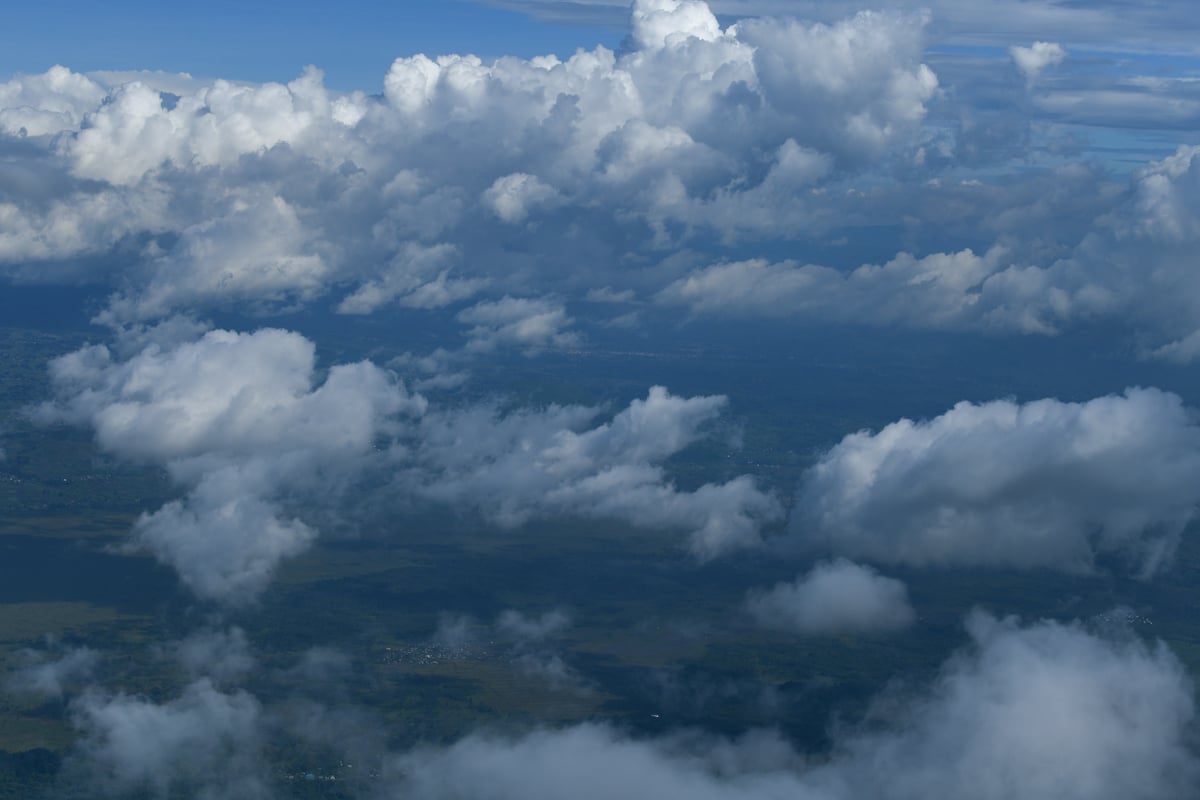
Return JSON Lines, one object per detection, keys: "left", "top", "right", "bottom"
{"left": 39, "top": 326, "right": 419, "bottom": 474}
{"left": 0, "top": 65, "right": 105, "bottom": 137}
{"left": 38, "top": 323, "right": 779, "bottom": 599}
{"left": 134, "top": 479, "right": 316, "bottom": 605}
{"left": 101, "top": 193, "right": 328, "bottom": 323}
{"left": 38, "top": 326, "right": 422, "bottom": 604}
{"left": 72, "top": 679, "right": 268, "bottom": 799}
{"left": 631, "top": 0, "right": 723, "bottom": 51}
{"left": 402, "top": 386, "right": 782, "bottom": 557}
{"left": 657, "top": 248, "right": 1004, "bottom": 328}
{"left": 336, "top": 243, "right": 481, "bottom": 315}
{"left": 65, "top": 67, "right": 361, "bottom": 186}
{"left": 0, "top": 0, "right": 939, "bottom": 322}
{"left": 747, "top": 559, "right": 914, "bottom": 635}
{"left": 457, "top": 296, "right": 580, "bottom": 352}
{"left": 483, "top": 173, "right": 562, "bottom": 223}
{"left": 656, "top": 144, "right": 1200, "bottom": 356}
{"left": 386, "top": 613, "right": 1199, "bottom": 800}
{"left": 1009, "top": 41, "right": 1067, "bottom": 80}
{"left": 792, "top": 388, "right": 1200, "bottom": 575}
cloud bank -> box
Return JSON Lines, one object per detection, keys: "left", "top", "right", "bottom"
{"left": 0, "top": 0, "right": 936, "bottom": 326}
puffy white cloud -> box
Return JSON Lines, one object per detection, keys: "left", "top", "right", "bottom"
{"left": 0, "top": 65, "right": 105, "bottom": 137}
{"left": 39, "top": 326, "right": 419, "bottom": 472}
{"left": 733, "top": 11, "right": 937, "bottom": 161}
{"left": 747, "top": 559, "right": 914, "bottom": 635}
{"left": 657, "top": 247, "right": 1005, "bottom": 328}
{"left": 134, "top": 472, "right": 317, "bottom": 605}
{"left": 336, "top": 243, "right": 482, "bottom": 315}
{"left": 402, "top": 386, "right": 782, "bottom": 557}
{"left": 39, "top": 324, "right": 778, "bottom": 599}
{"left": 1009, "top": 41, "right": 1067, "bottom": 80}
{"left": 632, "top": 0, "right": 723, "bottom": 51}
{"left": 483, "top": 173, "right": 563, "bottom": 223}
{"left": 656, "top": 143, "right": 1200, "bottom": 355}
{"left": 792, "top": 388, "right": 1200, "bottom": 575}
{"left": 823, "top": 612, "right": 1199, "bottom": 800}
{"left": 0, "top": 0, "right": 939, "bottom": 322}
{"left": 457, "top": 296, "right": 580, "bottom": 352}
{"left": 101, "top": 193, "right": 329, "bottom": 323}
{"left": 39, "top": 326, "right": 421, "bottom": 604}
{"left": 71, "top": 679, "right": 268, "bottom": 799}
{"left": 386, "top": 613, "right": 1199, "bottom": 800}
{"left": 65, "top": 66, "right": 362, "bottom": 186}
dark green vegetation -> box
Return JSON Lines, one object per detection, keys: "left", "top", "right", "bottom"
{"left": 4, "top": 292, "right": 1200, "bottom": 797}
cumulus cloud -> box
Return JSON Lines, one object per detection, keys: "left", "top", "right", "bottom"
{"left": 1010, "top": 41, "right": 1068, "bottom": 80}
{"left": 0, "top": 65, "right": 105, "bottom": 137}
{"left": 401, "top": 386, "right": 782, "bottom": 557}
{"left": 659, "top": 144, "right": 1200, "bottom": 355}
{"left": 1, "top": 1, "right": 1196, "bottom": 359}
{"left": 385, "top": 613, "right": 1199, "bottom": 800}
{"left": 38, "top": 326, "right": 422, "bottom": 604}
{"left": 657, "top": 248, "right": 1007, "bottom": 329}
{"left": 0, "top": 0, "right": 938, "bottom": 323}
{"left": 747, "top": 559, "right": 914, "bottom": 635}
{"left": 336, "top": 242, "right": 483, "bottom": 315}
{"left": 792, "top": 388, "right": 1200, "bottom": 575}
{"left": 457, "top": 296, "right": 580, "bottom": 352}
{"left": 38, "top": 322, "right": 779, "bottom": 598}
{"left": 71, "top": 679, "right": 268, "bottom": 799}
{"left": 483, "top": 173, "right": 563, "bottom": 223}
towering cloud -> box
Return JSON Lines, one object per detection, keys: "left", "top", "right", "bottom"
{"left": 0, "top": 0, "right": 937, "bottom": 323}
{"left": 791, "top": 388, "right": 1200, "bottom": 575}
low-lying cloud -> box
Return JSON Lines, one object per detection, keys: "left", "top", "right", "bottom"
{"left": 747, "top": 559, "right": 915, "bottom": 635}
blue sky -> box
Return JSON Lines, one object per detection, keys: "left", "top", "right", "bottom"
{"left": 0, "top": 0, "right": 624, "bottom": 90}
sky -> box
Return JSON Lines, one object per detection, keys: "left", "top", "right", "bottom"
{"left": 0, "top": 0, "right": 626, "bottom": 90}
{"left": 6, "top": 0, "right": 1200, "bottom": 797}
